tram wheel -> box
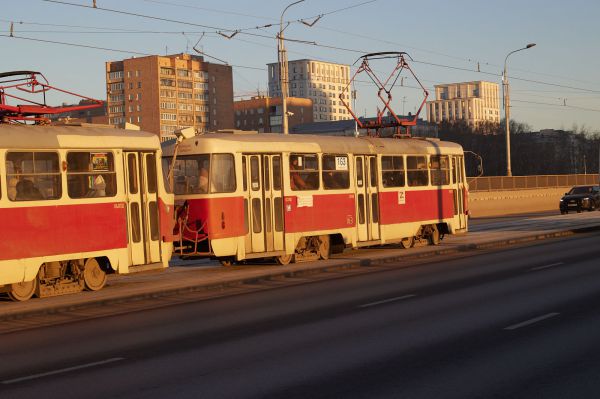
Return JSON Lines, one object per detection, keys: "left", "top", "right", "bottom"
{"left": 276, "top": 254, "right": 294, "bottom": 266}
{"left": 400, "top": 236, "right": 414, "bottom": 249}
{"left": 83, "top": 258, "right": 107, "bottom": 291}
{"left": 8, "top": 279, "right": 38, "bottom": 302}
{"left": 219, "top": 257, "right": 235, "bottom": 266}
{"left": 429, "top": 225, "right": 441, "bottom": 246}
{"left": 318, "top": 235, "right": 330, "bottom": 260}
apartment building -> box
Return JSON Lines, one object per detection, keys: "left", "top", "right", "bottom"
{"left": 267, "top": 59, "right": 352, "bottom": 122}
{"left": 105, "top": 53, "right": 233, "bottom": 139}
{"left": 234, "top": 96, "right": 313, "bottom": 133}
{"left": 426, "top": 81, "right": 500, "bottom": 126}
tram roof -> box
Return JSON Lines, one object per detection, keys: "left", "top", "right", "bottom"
{"left": 0, "top": 124, "right": 160, "bottom": 150}
{"left": 164, "top": 133, "right": 464, "bottom": 156}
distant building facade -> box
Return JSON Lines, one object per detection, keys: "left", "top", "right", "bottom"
{"left": 105, "top": 53, "right": 233, "bottom": 140}
{"left": 234, "top": 96, "right": 313, "bottom": 133}
{"left": 291, "top": 116, "right": 438, "bottom": 138}
{"left": 48, "top": 99, "right": 108, "bottom": 124}
{"left": 267, "top": 59, "right": 352, "bottom": 122}
{"left": 427, "top": 81, "right": 500, "bottom": 126}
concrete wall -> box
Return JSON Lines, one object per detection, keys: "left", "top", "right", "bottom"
{"left": 468, "top": 188, "right": 567, "bottom": 217}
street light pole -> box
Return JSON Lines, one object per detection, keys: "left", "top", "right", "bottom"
{"left": 278, "top": 0, "right": 304, "bottom": 134}
{"left": 503, "top": 43, "right": 536, "bottom": 176}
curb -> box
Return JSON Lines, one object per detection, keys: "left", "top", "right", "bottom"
{"left": 2, "top": 225, "right": 599, "bottom": 322}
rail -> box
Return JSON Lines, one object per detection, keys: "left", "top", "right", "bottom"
{"left": 468, "top": 174, "right": 600, "bottom": 192}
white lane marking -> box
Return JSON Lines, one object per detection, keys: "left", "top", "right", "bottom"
{"left": 358, "top": 294, "right": 416, "bottom": 309}
{"left": 1, "top": 357, "right": 125, "bottom": 385}
{"left": 530, "top": 262, "right": 564, "bottom": 271}
{"left": 503, "top": 312, "right": 560, "bottom": 331}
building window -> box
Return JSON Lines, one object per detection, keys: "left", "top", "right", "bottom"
{"left": 108, "top": 71, "right": 123, "bottom": 80}
{"left": 109, "top": 82, "right": 124, "bottom": 91}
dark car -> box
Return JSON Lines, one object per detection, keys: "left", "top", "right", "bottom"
{"left": 559, "top": 185, "right": 600, "bottom": 214}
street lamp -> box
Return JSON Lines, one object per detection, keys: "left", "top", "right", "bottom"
{"left": 503, "top": 43, "right": 536, "bottom": 176}
{"left": 278, "top": 0, "right": 304, "bottom": 134}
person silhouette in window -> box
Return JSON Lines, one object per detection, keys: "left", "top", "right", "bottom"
{"left": 16, "top": 179, "right": 44, "bottom": 201}
{"left": 290, "top": 157, "right": 307, "bottom": 190}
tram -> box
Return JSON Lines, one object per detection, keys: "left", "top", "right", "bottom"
{"left": 163, "top": 131, "right": 468, "bottom": 265}
{"left": 0, "top": 124, "right": 175, "bottom": 301}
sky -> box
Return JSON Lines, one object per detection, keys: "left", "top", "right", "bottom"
{"left": 2, "top": 0, "right": 600, "bottom": 132}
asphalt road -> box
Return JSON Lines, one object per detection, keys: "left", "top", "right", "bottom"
{"left": 1, "top": 230, "right": 600, "bottom": 399}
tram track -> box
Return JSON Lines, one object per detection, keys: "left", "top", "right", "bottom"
{"left": 1, "top": 222, "right": 599, "bottom": 335}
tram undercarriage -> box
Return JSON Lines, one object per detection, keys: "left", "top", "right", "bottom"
{"left": 0, "top": 258, "right": 109, "bottom": 301}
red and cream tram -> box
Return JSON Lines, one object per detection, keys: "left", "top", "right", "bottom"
{"left": 163, "top": 131, "right": 468, "bottom": 265}
{"left": 0, "top": 124, "right": 174, "bottom": 301}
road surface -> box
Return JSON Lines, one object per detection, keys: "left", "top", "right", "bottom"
{"left": 1, "top": 230, "right": 599, "bottom": 398}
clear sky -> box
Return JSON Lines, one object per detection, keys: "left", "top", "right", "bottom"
{"left": 2, "top": 0, "right": 599, "bottom": 132}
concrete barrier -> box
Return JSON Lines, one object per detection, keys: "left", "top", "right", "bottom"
{"left": 468, "top": 188, "right": 567, "bottom": 217}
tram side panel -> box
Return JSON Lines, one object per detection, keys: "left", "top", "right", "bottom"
{"left": 0, "top": 137, "right": 174, "bottom": 300}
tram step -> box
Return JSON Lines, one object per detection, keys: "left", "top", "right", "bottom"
{"left": 128, "top": 262, "right": 166, "bottom": 273}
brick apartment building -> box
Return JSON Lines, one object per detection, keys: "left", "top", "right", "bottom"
{"left": 105, "top": 53, "right": 233, "bottom": 139}
{"left": 234, "top": 96, "right": 313, "bottom": 133}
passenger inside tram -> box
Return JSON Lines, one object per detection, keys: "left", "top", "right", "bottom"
{"left": 15, "top": 179, "right": 44, "bottom": 201}
{"left": 290, "top": 156, "right": 307, "bottom": 190}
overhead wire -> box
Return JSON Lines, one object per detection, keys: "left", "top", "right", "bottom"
{"left": 11, "top": 2, "right": 600, "bottom": 97}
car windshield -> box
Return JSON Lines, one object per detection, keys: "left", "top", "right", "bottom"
{"left": 568, "top": 186, "right": 593, "bottom": 195}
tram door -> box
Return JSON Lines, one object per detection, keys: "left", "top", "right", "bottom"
{"left": 354, "top": 155, "right": 380, "bottom": 242}
{"left": 453, "top": 155, "right": 468, "bottom": 230}
{"left": 243, "top": 154, "right": 285, "bottom": 255}
{"left": 124, "top": 152, "right": 162, "bottom": 265}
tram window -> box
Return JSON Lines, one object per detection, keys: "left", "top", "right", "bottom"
{"left": 381, "top": 156, "right": 405, "bottom": 188}
{"left": 290, "top": 153, "right": 319, "bottom": 191}
{"left": 322, "top": 154, "right": 350, "bottom": 190}
{"left": 356, "top": 157, "right": 364, "bottom": 187}
{"left": 274, "top": 197, "right": 283, "bottom": 232}
{"left": 430, "top": 155, "right": 450, "bottom": 186}
{"left": 369, "top": 157, "right": 378, "bottom": 187}
{"left": 130, "top": 202, "right": 141, "bottom": 243}
{"left": 242, "top": 157, "right": 248, "bottom": 191}
{"left": 6, "top": 151, "right": 61, "bottom": 201}
{"left": 272, "top": 156, "right": 282, "bottom": 191}
{"left": 252, "top": 198, "right": 262, "bottom": 233}
{"left": 211, "top": 154, "right": 236, "bottom": 193}
{"left": 148, "top": 200, "right": 159, "bottom": 241}
{"left": 264, "top": 156, "right": 270, "bottom": 191}
{"left": 357, "top": 194, "right": 365, "bottom": 224}
{"left": 172, "top": 154, "right": 209, "bottom": 195}
{"left": 127, "top": 154, "right": 139, "bottom": 194}
{"left": 452, "top": 157, "right": 457, "bottom": 184}
{"left": 371, "top": 193, "right": 379, "bottom": 223}
{"left": 265, "top": 198, "right": 272, "bottom": 232}
{"left": 407, "top": 156, "right": 429, "bottom": 187}
{"left": 250, "top": 156, "right": 260, "bottom": 191}
{"left": 66, "top": 152, "right": 117, "bottom": 198}
{"left": 146, "top": 153, "right": 157, "bottom": 194}
{"left": 161, "top": 157, "right": 172, "bottom": 193}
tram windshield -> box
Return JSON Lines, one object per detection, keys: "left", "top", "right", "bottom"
{"left": 170, "top": 154, "right": 235, "bottom": 195}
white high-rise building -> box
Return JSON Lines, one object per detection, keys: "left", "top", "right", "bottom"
{"left": 426, "top": 81, "right": 500, "bottom": 126}
{"left": 267, "top": 59, "right": 352, "bottom": 122}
